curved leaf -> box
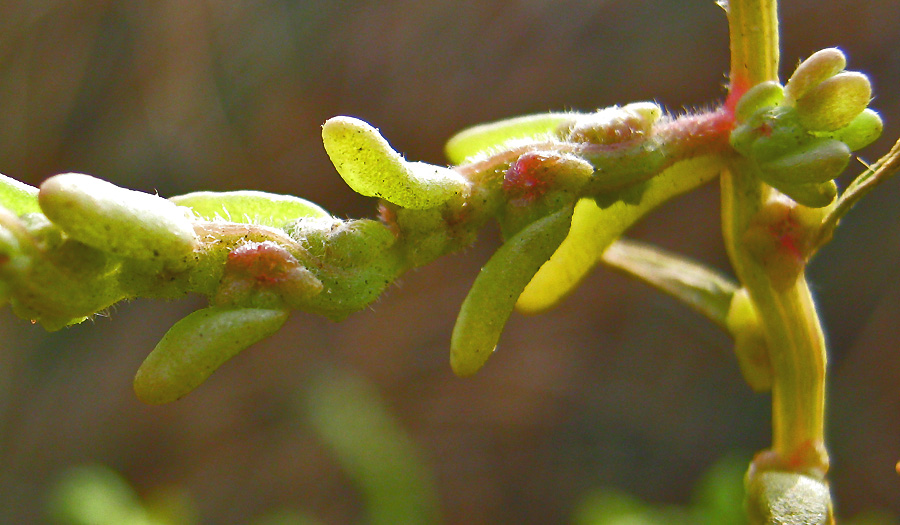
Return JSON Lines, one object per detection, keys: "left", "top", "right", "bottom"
{"left": 323, "top": 117, "right": 466, "bottom": 209}
{"left": 450, "top": 206, "right": 573, "bottom": 376}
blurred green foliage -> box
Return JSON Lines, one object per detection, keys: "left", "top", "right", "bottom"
{"left": 46, "top": 369, "right": 439, "bottom": 525}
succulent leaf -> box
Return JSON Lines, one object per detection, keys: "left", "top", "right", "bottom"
{"left": 734, "top": 81, "right": 785, "bottom": 122}
{"left": 134, "top": 306, "right": 289, "bottom": 404}
{"left": 38, "top": 174, "right": 198, "bottom": 264}
{"left": 323, "top": 117, "right": 467, "bottom": 210}
{"left": 171, "top": 190, "right": 330, "bottom": 226}
{"left": 450, "top": 206, "right": 574, "bottom": 376}
{"left": 756, "top": 139, "right": 850, "bottom": 184}
{"left": 444, "top": 113, "right": 574, "bottom": 164}
{"left": 0, "top": 174, "right": 40, "bottom": 215}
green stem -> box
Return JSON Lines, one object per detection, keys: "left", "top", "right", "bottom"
{"left": 720, "top": 173, "right": 828, "bottom": 474}
{"left": 723, "top": 0, "right": 829, "bottom": 476}
{"left": 726, "top": 0, "right": 779, "bottom": 101}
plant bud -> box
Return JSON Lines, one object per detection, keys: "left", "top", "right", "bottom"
{"left": 444, "top": 112, "right": 575, "bottom": 164}
{"left": 567, "top": 102, "right": 661, "bottom": 144}
{"left": 171, "top": 190, "right": 330, "bottom": 227}
{"left": 38, "top": 174, "right": 198, "bottom": 264}
{"left": 0, "top": 173, "right": 40, "bottom": 215}
{"left": 824, "top": 108, "right": 882, "bottom": 151}
{"left": 784, "top": 47, "right": 846, "bottom": 103}
{"left": 733, "top": 106, "right": 808, "bottom": 161}
{"left": 757, "top": 139, "right": 850, "bottom": 184}
{"left": 451, "top": 206, "right": 573, "bottom": 376}
{"left": 322, "top": 117, "right": 467, "bottom": 210}
{"left": 134, "top": 306, "right": 289, "bottom": 404}
{"left": 795, "top": 72, "right": 871, "bottom": 132}
{"left": 734, "top": 81, "right": 785, "bottom": 122}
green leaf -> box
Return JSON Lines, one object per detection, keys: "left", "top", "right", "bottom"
{"left": 38, "top": 174, "right": 198, "bottom": 264}
{"left": 726, "top": 289, "right": 773, "bottom": 391}
{"left": 171, "top": 190, "right": 330, "bottom": 227}
{"left": 600, "top": 239, "right": 772, "bottom": 391}
{"left": 450, "top": 206, "right": 574, "bottom": 376}
{"left": 444, "top": 112, "right": 574, "bottom": 164}
{"left": 766, "top": 179, "right": 837, "bottom": 209}
{"left": 134, "top": 306, "right": 289, "bottom": 404}
{"left": 323, "top": 117, "right": 467, "bottom": 209}
{"left": 0, "top": 173, "right": 40, "bottom": 215}
{"left": 566, "top": 102, "right": 661, "bottom": 145}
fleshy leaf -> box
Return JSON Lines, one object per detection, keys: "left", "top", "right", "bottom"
{"left": 566, "top": 102, "right": 661, "bottom": 145}
{"left": 323, "top": 116, "right": 467, "bottom": 209}
{"left": 756, "top": 139, "right": 850, "bottom": 184}
{"left": 0, "top": 173, "right": 40, "bottom": 215}
{"left": 450, "top": 206, "right": 574, "bottom": 376}
{"left": 444, "top": 112, "right": 574, "bottom": 164}
{"left": 38, "top": 174, "right": 198, "bottom": 264}
{"left": 134, "top": 306, "right": 289, "bottom": 404}
{"left": 816, "top": 108, "right": 882, "bottom": 152}
{"left": 766, "top": 179, "right": 837, "bottom": 209}
{"left": 725, "top": 289, "right": 772, "bottom": 392}
{"left": 171, "top": 190, "right": 330, "bottom": 226}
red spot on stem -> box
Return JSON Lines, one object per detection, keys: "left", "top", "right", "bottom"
{"left": 226, "top": 241, "right": 298, "bottom": 285}
{"left": 503, "top": 152, "right": 553, "bottom": 202}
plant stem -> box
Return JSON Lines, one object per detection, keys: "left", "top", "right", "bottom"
{"left": 722, "top": 0, "right": 829, "bottom": 476}
{"left": 725, "top": 0, "right": 779, "bottom": 105}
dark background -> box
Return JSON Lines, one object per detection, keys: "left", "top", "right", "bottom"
{"left": 1, "top": 1, "right": 899, "bottom": 523}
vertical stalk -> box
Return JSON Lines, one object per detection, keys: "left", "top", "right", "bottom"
{"left": 726, "top": 0, "right": 779, "bottom": 91}
{"left": 722, "top": 0, "right": 829, "bottom": 477}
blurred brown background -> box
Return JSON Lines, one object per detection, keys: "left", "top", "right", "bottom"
{"left": 2, "top": 0, "right": 900, "bottom": 523}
